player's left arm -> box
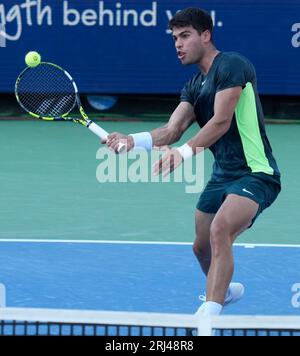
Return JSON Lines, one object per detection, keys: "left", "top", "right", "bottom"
{"left": 153, "top": 86, "right": 242, "bottom": 176}
{"left": 188, "top": 86, "right": 242, "bottom": 150}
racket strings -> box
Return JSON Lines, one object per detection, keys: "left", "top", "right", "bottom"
{"left": 16, "top": 64, "right": 77, "bottom": 117}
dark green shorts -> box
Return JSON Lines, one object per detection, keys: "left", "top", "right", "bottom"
{"left": 196, "top": 174, "right": 281, "bottom": 225}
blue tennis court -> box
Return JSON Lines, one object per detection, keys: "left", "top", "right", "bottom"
{"left": 0, "top": 240, "right": 299, "bottom": 316}
{"left": 1, "top": 1, "right": 300, "bottom": 336}
{"left": 0, "top": 121, "right": 299, "bottom": 323}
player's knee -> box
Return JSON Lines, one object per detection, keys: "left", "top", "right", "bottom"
{"left": 192, "top": 241, "right": 198, "bottom": 255}
{"left": 192, "top": 240, "right": 210, "bottom": 260}
{"left": 210, "top": 220, "right": 232, "bottom": 254}
{"left": 210, "top": 219, "right": 229, "bottom": 238}
{"left": 192, "top": 241, "right": 202, "bottom": 258}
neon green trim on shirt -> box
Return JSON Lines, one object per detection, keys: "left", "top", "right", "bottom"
{"left": 235, "top": 83, "right": 274, "bottom": 175}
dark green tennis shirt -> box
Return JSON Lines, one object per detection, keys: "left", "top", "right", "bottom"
{"left": 181, "top": 52, "right": 281, "bottom": 183}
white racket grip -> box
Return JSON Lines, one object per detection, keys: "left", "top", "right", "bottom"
{"left": 88, "top": 122, "right": 126, "bottom": 153}
{"left": 88, "top": 122, "right": 108, "bottom": 140}
{"left": 117, "top": 142, "right": 126, "bottom": 153}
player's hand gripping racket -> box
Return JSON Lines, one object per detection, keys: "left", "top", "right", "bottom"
{"left": 15, "top": 62, "right": 126, "bottom": 153}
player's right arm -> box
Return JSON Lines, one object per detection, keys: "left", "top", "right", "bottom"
{"left": 106, "top": 102, "right": 196, "bottom": 152}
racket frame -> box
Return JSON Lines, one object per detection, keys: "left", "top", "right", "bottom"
{"left": 15, "top": 62, "right": 125, "bottom": 152}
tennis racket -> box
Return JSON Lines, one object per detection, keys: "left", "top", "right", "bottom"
{"left": 15, "top": 62, "right": 126, "bottom": 153}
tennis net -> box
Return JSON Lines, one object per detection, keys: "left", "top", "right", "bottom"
{"left": 0, "top": 308, "right": 300, "bottom": 336}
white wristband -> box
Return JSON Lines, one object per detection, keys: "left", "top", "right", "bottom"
{"left": 129, "top": 132, "right": 153, "bottom": 151}
{"left": 176, "top": 143, "right": 193, "bottom": 161}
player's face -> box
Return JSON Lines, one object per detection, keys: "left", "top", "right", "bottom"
{"left": 172, "top": 26, "right": 207, "bottom": 65}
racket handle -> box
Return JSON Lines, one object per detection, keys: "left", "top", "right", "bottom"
{"left": 88, "top": 122, "right": 108, "bottom": 140}
{"left": 117, "top": 142, "right": 127, "bottom": 153}
{"left": 88, "top": 122, "right": 126, "bottom": 153}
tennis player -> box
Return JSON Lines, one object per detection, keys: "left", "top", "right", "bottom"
{"left": 106, "top": 8, "right": 281, "bottom": 316}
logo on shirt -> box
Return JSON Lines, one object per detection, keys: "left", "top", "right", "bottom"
{"left": 242, "top": 188, "right": 254, "bottom": 196}
{"left": 201, "top": 80, "right": 207, "bottom": 86}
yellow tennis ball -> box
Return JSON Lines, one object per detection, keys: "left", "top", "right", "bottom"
{"left": 25, "top": 51, "right": 41, "bottom": 67}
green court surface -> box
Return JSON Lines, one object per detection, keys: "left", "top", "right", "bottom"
{"left": 0, "top": 120, "right": 299, "bottom": 245}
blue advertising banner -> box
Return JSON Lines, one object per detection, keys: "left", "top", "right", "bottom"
{"left": 0, "top": 0, "right": 299, "bottom": 94}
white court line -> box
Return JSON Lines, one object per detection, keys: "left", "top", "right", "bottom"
{"left": 0, "top": 239, "right": 299, "bottom": 249}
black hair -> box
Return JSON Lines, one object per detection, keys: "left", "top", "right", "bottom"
{"left": 169, "top": 8, "right": 213, "bottom": 36}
